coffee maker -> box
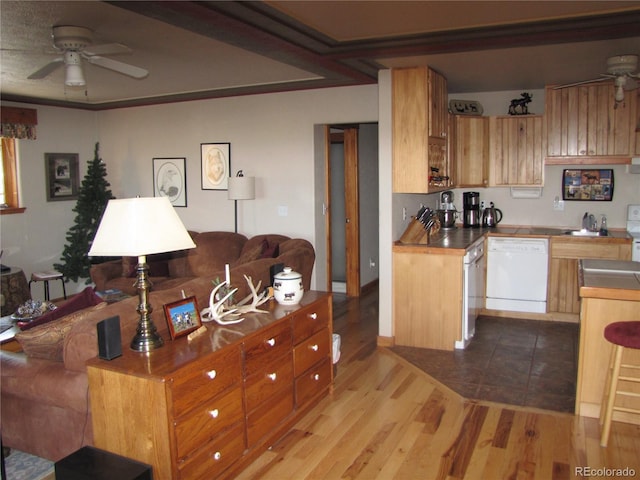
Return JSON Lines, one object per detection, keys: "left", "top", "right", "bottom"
{"left": 463, "top": 192, "right": 481, "bottom": 228}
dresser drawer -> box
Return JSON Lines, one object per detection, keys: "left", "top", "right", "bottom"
{"left": 295, "top": 357, "right": 332, "bottom": 407}
{"left": 174, "top": 386, "right": 244, "bottom": 460}
{"left": 170, "top": 346, "right": 242, "bottom": 418}
{"left": 245, "top": 353, "right": 293, "bottom": 413}
{"left": 292, "top": 299, "right": 330, "bottom": 344}
{"left": 293, "top": 328, "right": 330, "bottom": 376}
{"left": 246, "top": 388, "right": 293, "bottom": 447}
{"left": 243, "top": 321, "right": 292, "bottom": 377}
{"left": 178, "top": 422, "right": 245, "bottom": 480}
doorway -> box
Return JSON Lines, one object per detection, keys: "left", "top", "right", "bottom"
{"left": 324, "top": 123, "right": 379, "bottom": 297}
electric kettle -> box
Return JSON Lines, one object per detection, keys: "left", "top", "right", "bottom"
{"left": 482, "top": 202, "right": 503, "bottom": 227}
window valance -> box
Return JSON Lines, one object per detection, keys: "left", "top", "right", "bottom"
{"left": 1, "top": 106, "right": 38, "bottom": 139}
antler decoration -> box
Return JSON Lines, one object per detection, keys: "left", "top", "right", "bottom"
{"left": 201, "top": 275, "right": 271, "bottom": 325}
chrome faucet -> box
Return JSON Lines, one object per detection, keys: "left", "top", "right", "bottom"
{"left": 582, "top": 212, "right": 597, "bottom": 232}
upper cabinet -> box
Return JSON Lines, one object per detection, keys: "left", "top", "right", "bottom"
{"left": 489, "top": 115, "right": 545, "bottom": 186}
{"left": 450, "top": 115, "right": 489, "bottom": 187}
{"left": 392, "top": 67, "right": 449, "bottom": 193}
{"left": 545, "top": 83, "right": 637, "bottom": 164}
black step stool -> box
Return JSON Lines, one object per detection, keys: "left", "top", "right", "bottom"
{"left": 54, "top": 446, "right": 152, "bottom": 480}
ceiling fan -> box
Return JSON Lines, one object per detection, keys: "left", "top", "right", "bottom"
{"left": 27, "top": 25, "right": 148, "bottom": 86}
{"left": 553, "top": 54, "right": 639, "bottom": 107}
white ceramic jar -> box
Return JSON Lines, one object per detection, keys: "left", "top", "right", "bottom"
{"left": 273, "top": 267, "right": 303, "bottom": 305}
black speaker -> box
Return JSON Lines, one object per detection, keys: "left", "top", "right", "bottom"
{"left": 270, "top": 263, "right": 284, "bottom": 286}
{"left": 97, "top": 316, "right": 122, "bottom": 360}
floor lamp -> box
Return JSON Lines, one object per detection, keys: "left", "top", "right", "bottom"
{"left": 88, "top": 197, "right": 196, "bottom": 352}
{"left": 228, "top": 170, "right": 255, "bottom": 233}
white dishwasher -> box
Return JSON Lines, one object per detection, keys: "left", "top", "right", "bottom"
{"left": 486, "top": 237, "right": 549, "bottom": 313}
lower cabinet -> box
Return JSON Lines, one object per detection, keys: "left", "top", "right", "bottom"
{"left": 87, "top": 291, "right": 333, "bottom": 480}
{"left": 547, "top": 238, "right": 631, "bottom": 315}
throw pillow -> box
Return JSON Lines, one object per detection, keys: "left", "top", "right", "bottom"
{"left": 15, "top": 302, "right": 108, "bottom": 361}
{"left": 19, "top": 286, "right": 104, "bottom": 331}
{"left": 237, "top": 239, "right": 268, "bottom": 265}
{"left": 261, "top": 241, "right": 280, "bottom": 259}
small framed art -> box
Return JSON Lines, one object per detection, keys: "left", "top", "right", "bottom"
{"left": 562, "top": 169, "right": 614, "bottom": 201}
{"left": 201, "top": 143, "right": 230, "bottom": 190}
{"left": 153, "top": 157, "right": 187, "bottom": 207}
{"left": 45, "top": 153, "right": 79, "bottom": 201}
{"left": 163, "top": 296, "right": 202, "bottom": 340}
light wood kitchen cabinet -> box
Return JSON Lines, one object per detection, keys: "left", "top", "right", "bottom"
{"left": 545, "top": 83, "right": 637, "bottom": 163}
{"left": 450, "top": 115, "right": 489, "bottom": 187}
{"left": 489, "top": 115, "right": 545, "bottom": 186}
{"left": 547, "top": 237, "right": 631, "bottom": 316}
{"left": 393, "top": 246, "right": 463, "bottom": 351}
{"left": 88, "top": 292, "right": 333, "bottom": 480}
{"left": 392, "top": 66, "right": 449, "bottom": 193}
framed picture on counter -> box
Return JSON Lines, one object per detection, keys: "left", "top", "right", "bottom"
{"left": 562, "top": 169, "right": 614, "bottom": 201}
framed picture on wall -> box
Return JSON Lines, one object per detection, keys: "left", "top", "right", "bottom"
{"left": 45, "top": 153, "right": 79, "bottom": 202}
{"left": 201, "top": 143, "right": 230, "bottom": 190}
{"left": 153, "top": 157, "right": 187, "bottom": 207}
{"left": 562, "top": 169, "right": 614, "bottom": 201}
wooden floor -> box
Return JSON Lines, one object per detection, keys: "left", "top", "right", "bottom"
{"left": 237, "top": 289, "right": 640, "bottom": 480}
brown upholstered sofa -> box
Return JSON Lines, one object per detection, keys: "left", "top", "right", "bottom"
{"left": 0, "top": 233, "right": 315, "bottom": 461}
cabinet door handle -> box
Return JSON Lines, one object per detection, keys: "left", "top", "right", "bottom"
{"left": 266, "top": 338, "right": 276, "bottom": 347}
{"left": 209, "top": 408, "right": 219, "bottom": 419}
{"left": 267, "top": 373, "right": 277, "bottom": 382}
{"left": 308, "top": 312, "right": 318, "bottom": 320}
{"left": 206, "top": 369, "right": 217, "bottom": 380}
{"left": 213, "top": 451, "right": 222, "bottom": 461}
{"left": 313, "top": 373, "right": 320, "bottom": 381}
{"left": 310, "top": 344, "right": 319, "bottom": 352}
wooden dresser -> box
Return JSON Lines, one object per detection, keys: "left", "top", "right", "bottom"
{"left": 87, "top": 291, "right": 333, "bottom": 480}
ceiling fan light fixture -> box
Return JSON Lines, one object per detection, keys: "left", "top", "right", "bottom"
{"left": 607, "top": 54, "right": 638, "bottom": 75}
{"left": 63, "top": 50, "right": 85, "bottom": 86}
{"left": 65, "top": 63, "right": 85, "bottom": 86}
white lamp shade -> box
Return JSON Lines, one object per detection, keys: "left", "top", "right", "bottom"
{"left": 228, "top": 176, "right": 255, "bottom": 200}
{"left": 88, "top": 197, "right": 196, "bottom": 257}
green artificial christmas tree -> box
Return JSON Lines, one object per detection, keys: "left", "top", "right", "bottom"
{"left": 55, "top": 142, "right": 115, "bottom": 283}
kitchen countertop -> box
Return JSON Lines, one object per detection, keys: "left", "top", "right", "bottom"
{"left": 394, "top": 224, "right": 632, "bottom": 254}
{"left": 578, "top": 258, "right": 640, "bottom": 302}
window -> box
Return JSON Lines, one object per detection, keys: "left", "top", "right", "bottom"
{"left": 0, "top": 137, "right": 23, "bottom": 214}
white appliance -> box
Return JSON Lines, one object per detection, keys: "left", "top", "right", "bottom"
{"left": 486, "top": 237, "right": 549, "bottom": 313}
{"left": 627, "top": 204, "right": 640, "bottom": 261}
{"left": 456, "top": 238, "right": 485, "bottom": 349}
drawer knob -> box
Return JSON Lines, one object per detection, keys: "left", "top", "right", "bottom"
{"left": 313, "top": 373, "right": 320, "bottom": 381}
{"left": 206, "top": 370, "right": 217, "bottom": 380}
{"left": 213, "top": 451, "right": 222, "bottom": 461}
{"left": 267, "top": 372, "right": 277, "bottom": 382}
{"left": 309, "top": 312, "right": 318, "bottom": 320}
{"left": 310, "top": 344, "right": 319, "bottom": 352}
{"left": 209, "top": 409, "right": 219, "bottom": 419}
{"left": 266, "top": 338, "right": 276, "bottom": 347}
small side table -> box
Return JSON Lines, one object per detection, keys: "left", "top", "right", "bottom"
{"left": 29, "top": 270, "right": 66, "bottom": 301}
{"left": 0, "top": 267, "right": 30, "bottom": 317}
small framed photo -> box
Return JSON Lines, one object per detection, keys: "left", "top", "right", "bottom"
{"left": 45, "top": 153, "right": 79, "bottom": 201}
{"left": 153, "top": 157, "right": 187, "bottom": 207}
{"left": 201, "top": 143, "right": 230, "bottom": 190}
{"left": 163, "top": 296, "right": 202, "bottom": 340}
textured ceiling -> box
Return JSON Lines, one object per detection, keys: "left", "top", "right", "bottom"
{"left": 1, "top": 1, "right": 639, "bottom": 109}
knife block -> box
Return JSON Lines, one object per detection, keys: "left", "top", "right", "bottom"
{"left": 399, "top": 217, "right": 429, "bottom": 244}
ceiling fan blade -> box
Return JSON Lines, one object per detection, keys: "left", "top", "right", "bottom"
{"left": 552, "top": 77, "right": 610, "bottom": 89}
{"left": 83, "top": 43, "right": 132, "bottom": 56}
{"left": 86, "top": 55, "right": 148, "bottom": 79}
{"left": 27, "top": 57, "right": 64, "bottom": 79}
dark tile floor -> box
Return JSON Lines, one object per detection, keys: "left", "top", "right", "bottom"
{"left": 391, "top": 316, "right": 579, "bottom": 413}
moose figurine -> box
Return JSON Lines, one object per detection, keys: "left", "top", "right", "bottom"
{"left": 508, "top": 92, "right": 532, "bottom": 115}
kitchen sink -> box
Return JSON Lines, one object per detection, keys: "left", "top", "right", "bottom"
{"left": 563, "top": 229, "right": 608, "bottom": 237}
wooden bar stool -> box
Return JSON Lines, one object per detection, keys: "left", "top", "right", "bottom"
{"left": 29, "top": 271, "right": 66, "bottom": 301}
{"left": 599, "top": 321, "right": 640, "bottom": 447}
